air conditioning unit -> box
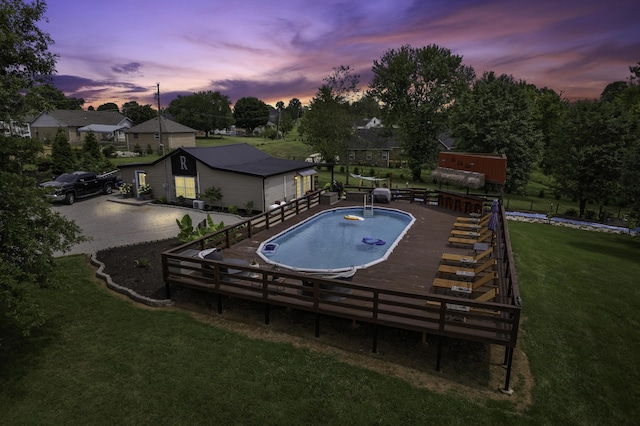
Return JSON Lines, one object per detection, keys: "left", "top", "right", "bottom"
{"left": 193, "top": 200, "right": 205, "bottom": 209}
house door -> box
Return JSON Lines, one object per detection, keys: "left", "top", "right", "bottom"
{"left": 135, "top": 170, "right": 147, "bottom": 197}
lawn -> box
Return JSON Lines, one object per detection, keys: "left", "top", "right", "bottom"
{"left": 1, "top": 222, "right": 638, "bottom": 424}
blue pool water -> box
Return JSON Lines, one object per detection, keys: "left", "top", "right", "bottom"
{"left": 257, "top": 207, "right": 415, "bottom": 272}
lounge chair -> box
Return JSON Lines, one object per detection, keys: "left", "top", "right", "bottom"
{"left": 455, "top": 213, "right": 490, "bottom": 224}
{"left": 441, "top": 246, "right": 494, "bottom": 265}
{"left": 432, "top": 271, "right": 498, "bottom": 291}
{"left": 448, "top": 230, "right": 493, "bottom": 247}
{"left": 438, "top": 258, "right": 496, "bottom": 279}
{"left": 450, "top": 229, "right": 486, "bottom": 238}
{"left": 452, "top": 221, "right": 488, "bottom": 231}
{"left": 474, "top": 287, "right": 498, "bottom": 302}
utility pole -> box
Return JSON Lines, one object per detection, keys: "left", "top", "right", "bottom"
{"left": 157, "top": 82, "right": 164, "bottom": 155}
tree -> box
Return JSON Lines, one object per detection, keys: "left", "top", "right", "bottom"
{"left": 449, "top": 72, "right": 543, "bottom": 192}
{"left": 96, "top": 102, "right": 119, "bottom": 112}
{"left": 351, "top": 93, "right": 381, "bottom": 120}
{"left": 298, "top": 85, "right": 353, "bottom": 165}
{"left": 621, "top": 141, "right": 640, "bottom": 218}
{"left": 233, "top": 97, "right": 269, "bottom": 134}
{"left": 369, "top": 44, "right": 475, "bottom": 181}
{"left": 23, "top": 83, "right": 84, "bottom": 112}
{"left": 166, "top": 91, "right": 233, "bottom": 133}
{"left": 275, "top": 100, "right": 285, "bottom": 138}
{"left": 50, "top": 128, "right": 76, "bottom": 174}
{"left": 121, "top": 101, "right": 157, "bottom": 125}
{"left": 286, "top": 98, "right": 303, "bottom": 122}
{"left": 0, "top": 0, "right": 57, "bottom": 122}
{"left": 77, "top": 131, "right": 113, "bottom": 172}
{"left": 548, "top": 100, "right": 627, "bottom": 217}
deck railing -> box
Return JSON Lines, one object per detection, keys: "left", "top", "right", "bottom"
{"left": 161, "top": 190, "right": 520, "bottom": 350}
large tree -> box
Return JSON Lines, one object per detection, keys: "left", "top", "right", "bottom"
{"left": 23, "top": 83, "right": 84, "bottom": 112}
{"left": 449, "top": 72, "right": 543, "bottom": 192}
{"left": 0, "top": 0, "right": 57, "bottom": 122}
{"left": 233, "top": 97, "right": 269, "bottom": 134}
{"left": 96, "top": 102, "right": 119, "bottom": 112}
{"left": 1, "top": 0, "right": 87, "bottom": 337}
{"left": 121, "top": 100, "right": 157, "bottom": 125}
{"left": 548, "top": 100, "right": 628, "bottom": 217}
{"left": 286, "top": 97, "right": 303, "bottom": 122}
{"left": 369, "top": 44, "right": 475, "bottom": 181}
{"left": 166, "top": 91, "right": 233, "bottom": 133}
{"left": 298, "top": 85, "right": 354, "bottom": 164}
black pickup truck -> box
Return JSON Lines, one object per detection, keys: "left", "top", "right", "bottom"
{"left": 39, "top": 170, "right": 119, "bottom": 205}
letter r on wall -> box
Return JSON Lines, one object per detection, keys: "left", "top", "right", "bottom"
{"left": 180, "top": 155, "right": 187, "bottom": 170}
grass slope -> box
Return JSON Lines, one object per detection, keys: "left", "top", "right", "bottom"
{"left": 2, "top": 219, "right": 638, "bottom": 424}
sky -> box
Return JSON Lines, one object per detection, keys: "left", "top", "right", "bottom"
{"left": 42, "top": 0, "right": 640, "bottom": 109}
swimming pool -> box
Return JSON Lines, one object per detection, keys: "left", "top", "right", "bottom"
{"left": 257, "top": 207, "right": 415, "bottom": 272}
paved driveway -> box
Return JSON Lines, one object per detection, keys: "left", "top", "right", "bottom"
{"left": 53, "top": 196, "right": 242, "bottom": 256}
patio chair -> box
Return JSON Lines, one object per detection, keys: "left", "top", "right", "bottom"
{"left": 455, "top": 213, "right": 490, "bottom": 224}
{"left": 474, "top": 287, "right": 498, "bottom": 302}
{"left": 452, "top": 221, "right": 488, "bottom": 231}
{"left": 438, "top": 258, "right": 496, "bottom": 279}
{"left": 441, "top": 246, "right": 494, "bottom": 265}
{"left": 447, "top": 230, "right": 493, "bottom": 248}
{"left": 432, "top": 271, "right": 499, "bottom": 291}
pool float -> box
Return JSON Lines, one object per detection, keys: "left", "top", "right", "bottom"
{"left": 344, "top": 215, "right": 364, "bottom": 221}
{"left": 362, "top": 237, "right": 385, "bottom": 245}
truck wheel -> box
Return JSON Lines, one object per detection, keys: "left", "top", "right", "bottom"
{"left": 65, "top": 192, "right": 75, "bottom": 205}
{"left": 103, "top": 182, "right": 113, "bottom": 194}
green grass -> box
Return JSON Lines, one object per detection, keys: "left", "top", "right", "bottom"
{"left": 1, "top": 224, "right": 639, "bottom": 424}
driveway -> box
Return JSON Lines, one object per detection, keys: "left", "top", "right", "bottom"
{"left": 53, "top": 196, "right": 242, "bottom": 256}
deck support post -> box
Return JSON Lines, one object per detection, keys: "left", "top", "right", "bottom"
{"left": 314, "top": 313, "right": 320, "bottom": 338}
{"left": 165, "top": 282, "right": 171, "bottom": 299}
{"left": 500, "top": 346, "right": 515, "bottom": 395}
{"left": 372, "top": 324, "right": 378, "bottom": 353}
{"left": 264, "top": 304, "right": 270, "bottom": 325}
{"left": 216, "top": 294, "right": 223, "bottom": 314}
{"left": 436, "top": 336, "right": 444, "bottom": 372}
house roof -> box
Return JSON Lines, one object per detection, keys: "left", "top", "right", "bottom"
{"left": 32, "top": 110, "right": 129, "bottom": 127}
{"left": 78, "top": 124, "right": 129, "bottom": 133}
{"left": 121, "top": 144, "right": 315, "bottom": 178}
{"left": 348, "top": 128, "right": 400, "bottom": 150}
{"left": 124, "top": 116, "right": 196, "bottom": 134}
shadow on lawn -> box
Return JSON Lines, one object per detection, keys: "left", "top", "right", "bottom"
{"left": 566, "top": 234, "right": 640, "bottom": 264}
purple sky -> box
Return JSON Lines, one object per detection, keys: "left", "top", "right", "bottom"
{"left": 43, "top": 0, "right": 640, "bottom": 109}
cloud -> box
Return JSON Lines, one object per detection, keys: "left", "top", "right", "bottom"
{"left": 52, "top": 75, "right": 153, "bottom": 105}
{"left": 111, "top": 62, "right": 142, "bottom": 75}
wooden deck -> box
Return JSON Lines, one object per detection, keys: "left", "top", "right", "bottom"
{"left": 221, "top": 200, "right": 466, "bottom": 297}
{"left": 162, "top": 192, "right": 521, "bottom": 391}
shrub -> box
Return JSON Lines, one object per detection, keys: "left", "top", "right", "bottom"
{"left": 244, "top": 200, "right": 254, "bottom": 215}
{"left": 538, "top": 189, "right": 545, "bottom": 198}
{"left": 339, "top": 166, "right": 345, "bottom": 173}
{"left": 146, "top": 144, "right": 153, "bottom": 155}
{"left": 369, "top": 168, "right": 375, "bottom": 177}
{"left": 102, "top": 145, "right": 116, "bottom": 158}
{"left": 133, "top": 143, "right": 143, "bottom": 156}
{"left": 564, "top": 208, "right": 578, "bottom": 217}
{"left": 228, "top": 205, "right": 238, "bottom": 215}
{"left": 353, "top": 167, "right": 359, "bottom": 175}
{"left": 585, "top": 210, "right": 598, "bottom": 220}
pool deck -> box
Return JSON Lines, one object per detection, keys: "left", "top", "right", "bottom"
{"left": 218, "top": 199, "right": 477, "bottom": 297}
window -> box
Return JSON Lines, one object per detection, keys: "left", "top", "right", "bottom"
{"left": 348, "top": 151, "right": 355, "bottom": 161}
{"left": 175, "top": 176, "right": 196, "bottom": 199}
{"left": 154, "top": 132, "right": 159, "bottom": 140}
{"left": 133, "top": 133, "right": 139, "bottom": 139}
{"left": 381, "top": 151, "right": 388, "bottom": 160}
{"left": 366, "top": 151, "right": 372, "bottom": 160}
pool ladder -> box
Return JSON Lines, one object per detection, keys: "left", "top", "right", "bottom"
{"left": 363, "top": 194, "right": 374, "bottom": 217}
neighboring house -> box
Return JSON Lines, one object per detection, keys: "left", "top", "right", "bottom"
{"left": 30, "top": 110, "right": 132, "bottom": 143}
{"left": 118, "top": 144, "right": 317, "bottom": 212}
{"left": 124, "top": 116, "right": 197, "bottom": 153}
{"left": 347, "top": 128, "right": 402, "bottom": 168}
{"left": 356, "top": 117, "right": 382, "bottom": 129}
